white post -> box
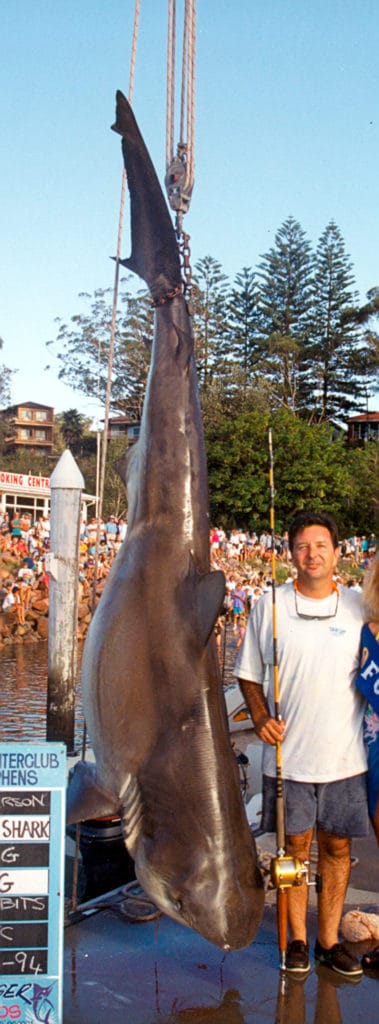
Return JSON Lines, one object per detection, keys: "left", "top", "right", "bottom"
{"left": 46, "top": 449, "right": 84, "bottom": 751}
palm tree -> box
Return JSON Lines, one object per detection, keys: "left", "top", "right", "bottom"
{"left": 59, "top": 409, "right": 86, "bottom": 454}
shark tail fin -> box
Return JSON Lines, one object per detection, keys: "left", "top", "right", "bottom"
{"left": 111, "top": 91, "right": 182, "bottom": 303}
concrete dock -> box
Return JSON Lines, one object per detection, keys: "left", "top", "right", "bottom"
{"left": 64, "top": 829, "right": 378, "bottom": 1024}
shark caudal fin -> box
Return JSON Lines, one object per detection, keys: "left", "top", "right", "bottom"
{"left": 111, "top": 91, "right": 182, "bottom": 303}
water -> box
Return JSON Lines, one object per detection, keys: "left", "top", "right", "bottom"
{"left": 0, "top": 625, "right": 239, "bottom": 747}
{"left": 0, "top": 641, "right": 85, "bottom": 748}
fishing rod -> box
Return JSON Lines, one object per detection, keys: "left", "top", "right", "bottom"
{"left": 267, "top": 428, "right": 308, "bottom": 971}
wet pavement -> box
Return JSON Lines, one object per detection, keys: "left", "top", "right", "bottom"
{"left": 2, "top": 637, "right": 377, "bottom": 1020}
{"left": 64, "top": 830, "right": 378, "bottom": 1024}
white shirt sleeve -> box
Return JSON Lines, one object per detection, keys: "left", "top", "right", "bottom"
{"left": 234, "top": 593, "right": 271, "bottom": 685}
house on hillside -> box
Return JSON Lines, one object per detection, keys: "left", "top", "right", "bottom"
{"left": 347, "top": 412, "right": 379, "bottom": 445}
{"left": 107, "top": 417, "right": 140, "bottom": 444}
{"left": 0, "top": 401, "right": 54, "bottom": 455}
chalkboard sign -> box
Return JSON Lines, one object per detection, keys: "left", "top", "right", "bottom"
{"left": 0, "top": 742, "right": 66, "bottom": 1024}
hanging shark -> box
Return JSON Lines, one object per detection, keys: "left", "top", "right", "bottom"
{"left": 66, "top": 91, "right": 264, "bottom": 950}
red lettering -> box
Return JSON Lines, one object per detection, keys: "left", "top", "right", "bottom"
{"left": 0, "top": 468, "right": 49, "bottom": 489}
{"left": 0, "top": 470, "right": 49, "bottom": 491}
{"left": 2, "top": 474, "right": 24, "bottom": 487}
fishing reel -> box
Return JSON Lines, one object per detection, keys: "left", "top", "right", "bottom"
{"left": 270, "top": 854, "right": 310, "bottom": 890}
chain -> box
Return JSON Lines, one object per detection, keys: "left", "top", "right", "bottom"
{"left": 151, "top": 284, "right": 182, "bottom": 308}
{"left": 166, "top": 0, "right": 196, "bottom": 316}
{"left": 178, "top": 229, "right": 193, "bottom": 311}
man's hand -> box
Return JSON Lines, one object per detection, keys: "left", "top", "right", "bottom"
{"left": 238, "top": 679, "right": 286, "bottom": 745}
{"left": 254, "top": 715, "right": 286, "bottom": 746}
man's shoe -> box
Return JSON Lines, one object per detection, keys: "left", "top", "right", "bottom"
{"left": 285, "top": 940, "right": 310, "bottom": 973}
{"left": 315, "top": 939, "right": 363, "bottom": 979}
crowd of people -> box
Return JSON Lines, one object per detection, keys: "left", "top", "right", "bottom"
{"left": 0, "top": 511, "right": 376, "bottom": 631}
{"left": 210, "top": 525, "right": 376, "bottom": 656}
{"left": 211, "top": 525, "right": 377, "bottom": 569}
{"left": 0, "top": 510, "right": 128, "bottom": 625}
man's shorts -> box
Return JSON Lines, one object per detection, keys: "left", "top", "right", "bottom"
{"left": 261, "top": 773, "right": 369, "bottom": 837}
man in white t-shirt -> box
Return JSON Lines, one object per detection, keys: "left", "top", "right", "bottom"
{"left": 236, "top": 511, "right": 367, "bottom": 980}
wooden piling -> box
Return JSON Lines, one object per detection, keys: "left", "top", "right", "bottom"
{"left": 46, "top": 450, "right": 84, "bottom": 751}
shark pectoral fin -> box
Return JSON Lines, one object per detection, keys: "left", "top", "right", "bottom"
{"left": 66, "top": 761, "right": 119, "bottom": 825}
{"left": 196, "top": 569, "right": 226, "bottom": 647}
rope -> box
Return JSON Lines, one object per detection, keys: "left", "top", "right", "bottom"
{"left": 70, "top": 0, "right": 141, "bottom": 915}
{"left": 179, "top": 1, "right": 188, "bottom": 147}
{"left": 89, "top": 0, "right": 140, "bottom": 621}
{"left": 166, "top": 0, "right": 176, "bottom": 168}
{"left": 165, "top": 0, "right": 196, "bottom": 226}
{"left": 96, "top": 0, "right": 140, "bottom": 536}
{"left": 185, "top": 0, "right": 196, "bottom": 194}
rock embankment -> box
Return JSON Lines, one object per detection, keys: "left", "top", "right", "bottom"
{"left": 0, "top": 581, "right": 105, "bottom": 648}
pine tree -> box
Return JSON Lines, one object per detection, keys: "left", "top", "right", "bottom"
{"left": 257, "top": 217, "right": 314, "bottom": 411}
{"left": 341, "top": 286, "right": 379, "bottom": 404}
{"left": 227, "top": 267, "right": 260, "bottom": 383}
{"left": 310, "top": 221, "right": 365, "bottom": 420}
{"left": 191, "top": 256, "right": 229, "bottom": 391}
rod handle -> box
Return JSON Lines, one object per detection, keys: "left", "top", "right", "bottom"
{"left": 277, "top": 887, "right": 288, "bottom": 967}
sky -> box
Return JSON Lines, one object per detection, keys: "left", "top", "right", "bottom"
{"left": 1, "top": 0, "right": 378, "bottom": 424}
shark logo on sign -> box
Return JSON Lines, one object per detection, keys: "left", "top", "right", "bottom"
{"left": 31, "top": 981, "right": 56, "bottom": 1024}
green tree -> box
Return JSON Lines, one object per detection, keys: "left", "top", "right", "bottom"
{"left": 0, "top": 367, "right": 13, "bottom": 408}
{"left": 309, "top": 222, "right": 365, "bottom": 420}
{"left": 0, "top": 405, "right": 16, "bottom": 455}
{"left": 47, "top": 280, "right": 152, "bottom": 418}
{"left": 344, "top": 441, "right": 379, "bottom": 534}
{"left": 341, "top": 286, "right": 379, "bottom": 403}
{"left": 226, "top": 267, "right": 260, "bottom": 383}
{"left": 257, "top": 217, "right": 314, "bottom": 412}
{"left": 0, "top": 336, "right": 17, "bottom": 452}
{"left": 191, "top": 256, "right": 229, "bottom": 391}
{"left": 55, "top": 409, "right": 87, "bottom": 454}
{"left": 205, "top": 408, "right": 358, "bottom": 532}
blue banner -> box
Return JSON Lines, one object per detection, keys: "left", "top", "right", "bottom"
{"left": 355, "top": 623, "right": 379, "bottom": 715}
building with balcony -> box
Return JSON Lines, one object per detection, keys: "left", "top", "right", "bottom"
{"left": 347, "top": 412, "right": 379, "bottom": 445}
{"left": 107, "top": 417, "right": 140, "bottom": 443}
{"left": 0, "top": 401, "right": 55, "bottom": 455}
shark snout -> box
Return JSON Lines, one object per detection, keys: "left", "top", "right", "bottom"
{"left": 176, "top": 880, "right": 264, "bottom": 951}
{"left": 140, "top": 863, "right": 264, "bottom": 951}
{"left": 136, "top": 834, "right": 264, "bottom": 950}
